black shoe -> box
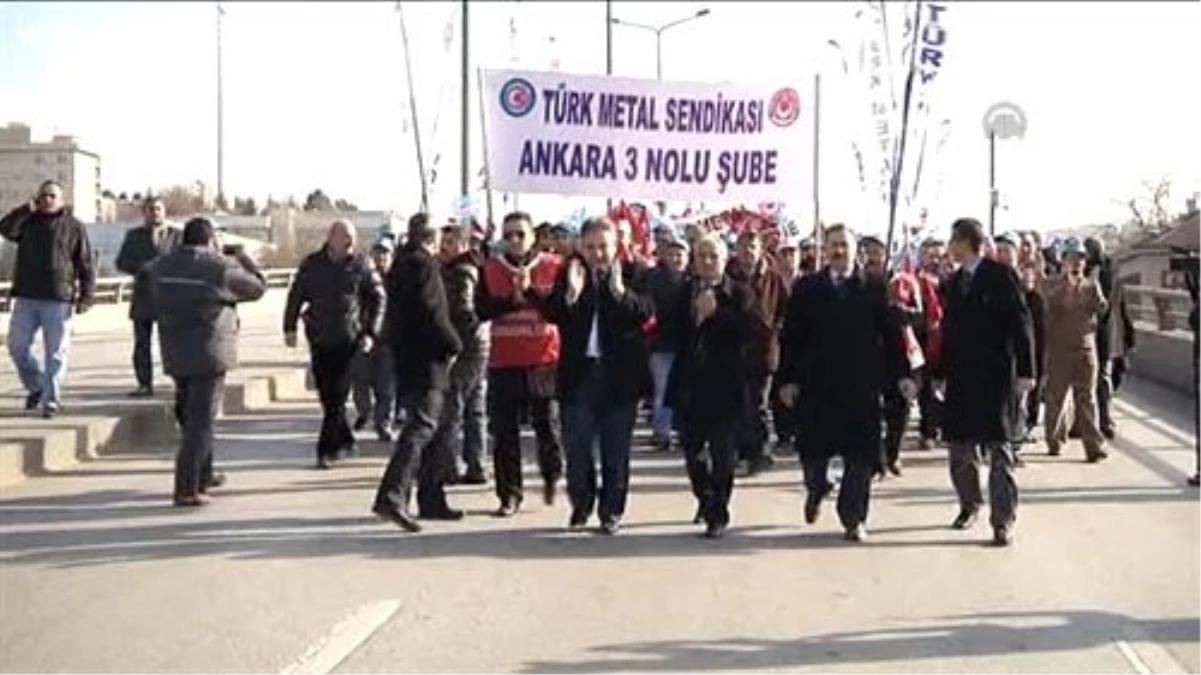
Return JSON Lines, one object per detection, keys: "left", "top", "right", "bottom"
{"left": 804, "top": 493, "right": 823, "bottom": 524}
{"left": 460, "top": 468, "right": 488, "bottom": 486}
{"left": 843, "top": 524, "right": 867, "bottom": 542}
{"left": 1013, "top": 454, "right": 1026, "bottom": 468}
{"left": 418, "top": 507, "right": 464, "bottom": 521}
{"left": 991, "top": 528, "right": 1014, "bottom": 547}
{"left": 353, "top": 416, "right": 368, "bottom": 432}
{"left": 704, "top": 522, "right": 727, "bottom": 539}
{"left": 316, "top": 455, "right": 334, "bottom": 470}
{"left": 1047, "top": 443, "right": 1061, "bottom": 457}
{"left": 24, "top": 391, "right": 41, "bottom": 410}
{"left": 1189, "top": 474, "right": 1200, "bottom": 487}
{"left": 886, "top": 461, "right": 902, "bottom": 477}
{"left": 542, "top": 480, "right": 557, "bottom": 506}
{"left": 655, "top": 436, "right": 672, "bottom": 453}
{"left": 598, "top": 518, "right": 621, "bottom": 535}
{"left": 494, "top": 500, "right": 521, "bottom": 518}
{"left": 692, "top": 504, "right": 704, "bottom": 525}
{"left": 1085, "top": 449, "right": 1109, "bottom": 464}
{"left": 200, "top": 472, "right": 227, "bottom": 493}
{"left": 1100, "top": 425, "right": 1116, "bottom": 441}
{"left": 41, "top": 406, "right": 58, "bottom": 419}
{"left": 568, "top": 510, "right": 589, "bottom": 529}
{"left": 951, "top": 507, "right": 979, "bottom": 530}
{"left": 373, "top": 505, "right": 422, "bottom": 533}
{"left": 375, "top": 425, "right": 396, "bottom": 443}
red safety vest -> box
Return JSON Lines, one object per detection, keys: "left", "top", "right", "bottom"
{"left": 483, "top": 253, "right": 563, "bottom": 369}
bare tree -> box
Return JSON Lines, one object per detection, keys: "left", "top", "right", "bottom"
{"left": 159, "top": 185, "right": 205, "bottom": 217}
{"left": 1122, "top": 175, "right": 1174, "bottom": 234}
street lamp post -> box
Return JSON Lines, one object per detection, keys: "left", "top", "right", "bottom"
{"left": 216, "top": 1, "right": 225, "bottom": 209}
{"left": 610, "top": 8, "right": 711, "bottom": 82}
{"left": 611, "top": 8, "right": 710, "bottom": 216}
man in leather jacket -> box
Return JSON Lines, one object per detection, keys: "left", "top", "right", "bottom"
{"left": 284, "top": 220, "right": 385, "bottom": 468}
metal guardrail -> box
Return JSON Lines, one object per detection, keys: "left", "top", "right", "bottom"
{"left": 1124, "top": 284, "right": 1194, "bottom": 333}
{"left": 0, "top": 268, "right": 297, "bottom": 313}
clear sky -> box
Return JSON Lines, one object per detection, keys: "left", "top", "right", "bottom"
{"left": 1, "top": 1, "right": 1198, "bottom": 236}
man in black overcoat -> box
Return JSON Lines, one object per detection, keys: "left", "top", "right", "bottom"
{"left": 777, "top": 224, "right": 911, "bottom": 542}
{"left": 372, "top": 214, "right": 464, "bottom": 533}
{"left": 934, "top": 218, "right": 1036, "bottom": 547}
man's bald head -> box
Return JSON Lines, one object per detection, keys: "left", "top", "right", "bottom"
{"left": 327, "top": 219, "right": 356, "bottom": 259}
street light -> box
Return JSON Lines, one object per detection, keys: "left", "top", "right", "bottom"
{"left": 610, "top": 8, "right": 711, "bottom": 81}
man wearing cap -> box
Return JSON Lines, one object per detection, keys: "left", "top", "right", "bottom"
{"left": 549, "top": 221, "right": 578, "bottom": 258}
{"left": 351, "top": 236, "right": 399, "bottom": 441}
{"left": 799, "top": 238, "right": 819, "bottom": 276}
{"left": 644, "top": 226, "right": 691, "bottom": 452}
{"left": 936, "top": 218, "right": 1035, "bottom": 547}
{"left": 1043, "top": 237, "right": 1109, "bottom": 462}
{"left": 148, "top": 217, "right": 266, "bottom": 506}
{"left": 859, "top": 235, "right": 888, "bottom": 279}
{"left": 284, "top": 220, "right": 386, "bottom": 468}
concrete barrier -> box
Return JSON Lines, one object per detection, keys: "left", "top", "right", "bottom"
{"left": 1128, "top": 325, "right": 1196, "bottom": 395}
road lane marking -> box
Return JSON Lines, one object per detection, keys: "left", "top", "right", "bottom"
{"left": 281, "top": 600, "right": 399, "bottom": 675}
{"left": 1115, "top": 639, "right": 1154, "bottom": 674}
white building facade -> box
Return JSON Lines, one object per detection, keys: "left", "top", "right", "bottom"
{"left": 0, "top": 122, "right": 102, "bottom": 223}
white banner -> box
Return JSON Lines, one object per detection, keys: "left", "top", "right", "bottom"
{"left": 482, "top": 69, "right": 812, "bottom": 202}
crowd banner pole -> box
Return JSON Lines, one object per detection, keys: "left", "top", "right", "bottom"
{"left": 812, "top": 72, "right": 822, "bottom": 265}
{"left": 476, "top": 68, "right": 495, "bottom": 228}
{"left": 397, "top": 1, "right": 429, "bottom": 213}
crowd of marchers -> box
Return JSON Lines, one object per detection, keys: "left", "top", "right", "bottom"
{"left": 6, "top": 181, "right": 1182, "bottom": 547}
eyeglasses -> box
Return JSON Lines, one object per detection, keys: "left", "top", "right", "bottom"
{"left": 503, "top": 230, "right": 527, "bottom": 241}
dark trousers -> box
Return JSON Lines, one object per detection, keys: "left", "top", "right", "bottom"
{"left": 429, "top": 353, "right": 488, "bottom": 475}
{"left": 132, "top": 319, "right": 155, "bottom": 388}
{"left": 683, "top": 416, "right": 740, "bottom": 527}
{"left": 489, "top": 368, "right": 563, "bottom": 507}
{"left": 881, "top": 390, "right": 909, "bottom": 468}
{"left": 769, "top": 378, "right": 795, "bottom": 445}
{"left": 374, "top": 390, "right": 449, "bottom": 514}
{"left": 311, "top": 343, "right": 357, "bottom": 460}
{"left": 948, "top": 441, "right": 1018, "bottom": 530}
{"left": 916, "top": 370, "right": 940, "bottom": 440}
{"left": 352, "top": 345, "right": 396, "bottom": 429}
{"left": 1096, "top": 356, "right": 1114, "bottom": 433}
{"left": 561, "top": 363, "right": 637, "bottom": 522}
{"left": 738, "top": 374, "right": 771, "bottom": 462}
{"left": 802, "top": 450, "right": 874, "bottom": 530}
{"left": 172, "top": 374, "right": 224, "bottom": 497}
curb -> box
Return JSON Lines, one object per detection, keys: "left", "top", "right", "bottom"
{"left": 0, "top": 365, "right": 309, "bottom": 490}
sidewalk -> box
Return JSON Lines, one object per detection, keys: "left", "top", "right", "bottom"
{"left": 0, "top": 290, "right": 308, "bottom": 487}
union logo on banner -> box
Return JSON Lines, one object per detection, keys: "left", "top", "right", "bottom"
{"left": 499, "top": 78, "right": 537, "bottom": 117}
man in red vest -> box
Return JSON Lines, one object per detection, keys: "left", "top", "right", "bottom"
{"left": 476, "top": 211, "right": 566, "bottom": 516}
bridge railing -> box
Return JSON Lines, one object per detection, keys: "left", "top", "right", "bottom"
{"left": 0, "top": 268, "right": 297, "bottom": 313}
{"left": 1124, "top": 284, "right": 1194, "bottom": 333}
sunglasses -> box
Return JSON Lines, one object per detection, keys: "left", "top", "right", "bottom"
{"left": 503, "top": 230, "right": 527, "bottom": 241}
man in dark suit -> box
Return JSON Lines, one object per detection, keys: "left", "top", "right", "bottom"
{"left": 148, "top": 218, "right": 266, "bottom": 506}
{"left": 777, "top": 224, "right": 911, "bottom": 542}
{"left": 1083, "top": 237, "right": 1136, "bottom": 439}
{"left": 665, "top": 233, "right": 755, "bottom": 539}
{"left": 935, "top": 217, "right": 1035, "bottom": 547}
{"left": 543, "top": 216, "right": 653, "bottom": 534}
{"left": 115, "top": 195, "right": 180, "bottom": 397}
{"left": 372, "top": 214, "right": 464, "bottom": 533}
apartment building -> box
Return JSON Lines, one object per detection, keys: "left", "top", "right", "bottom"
{"left": 0, "top": 122, "right": 102, "bottom": 223}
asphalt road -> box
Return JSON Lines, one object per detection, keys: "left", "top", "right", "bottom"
{"left": 0, "top": 376, "right": 1197, "bottom": 673}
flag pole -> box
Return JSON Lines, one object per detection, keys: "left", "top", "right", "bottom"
{"left": 812, "top": 73, "right": 823, "bottom": 268}
{"left": 396, "top": 1, "right": 429, "bottom": 213}
{"left": 476, "top": 68, "right": 495, "bottom": 230}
